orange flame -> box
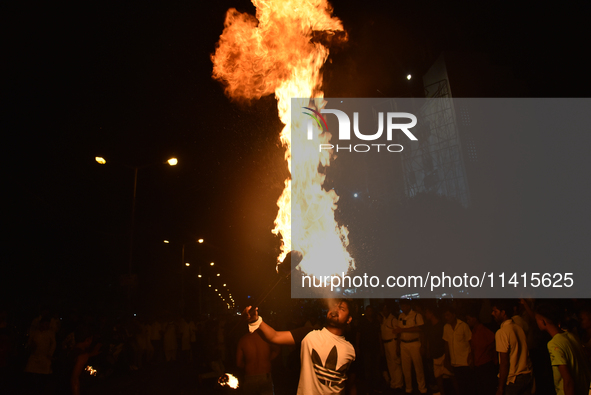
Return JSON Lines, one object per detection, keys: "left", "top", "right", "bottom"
{"left": 212, "top": 0, "right": 354, "bottom": 277}
{"left": 218, "top": 373, "right": 239, "bottom": 389}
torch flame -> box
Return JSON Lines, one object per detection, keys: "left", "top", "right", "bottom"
{"left": 218, "top": 373, "right": 239, "bottom": 389}
{"left": 85, "top": 365, "right": 97, "bottom": 376}
{"left": 212, "top": 0, "right": 355, "bottom": 277}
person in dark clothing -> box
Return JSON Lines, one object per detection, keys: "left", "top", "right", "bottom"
{"left": 424, "top": 306, "right": 459, "bottom": 395}
{"left": 68, "top": 326, "right": 101, "bottom": 395}
{"left": 466, "top": 309, "right": 497, "bottom": 395}
{"left": 356, "top": 305, "right": 383, "bottom": 394}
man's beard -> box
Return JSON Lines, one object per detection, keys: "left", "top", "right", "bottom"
{"left": 326, "top": 315, "right": 348, "bottom": 330}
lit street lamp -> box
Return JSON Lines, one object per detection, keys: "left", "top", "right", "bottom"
{"left": 96, "top": 156, "right": 178, "bottom": 311}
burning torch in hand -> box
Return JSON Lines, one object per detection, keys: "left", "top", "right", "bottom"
{"left": 253, "top": 250, "right": 302, "bottom": 308}
{"left": 218, "top": 373, "right": 239, "bottom": 389}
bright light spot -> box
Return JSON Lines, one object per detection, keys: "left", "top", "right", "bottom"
{"left": 163, "top": 240, "right": 169, "bottom": 243}
{"left": 218, "top": 373, "right": 239, "bottom": 389}
{"left": 198, "top": 274, "right": 202, "bottom": 278}
{"left": 217, "top": 273, "right": 220, "bottom": 276}
{"left": 185, "top": 263, "right": 190, "bottom": 266}
{"left": 208, "top": 285, "right": 211, "bottom": 287}
{"left": 198, "top": 239, "right": 204, "bottom": 243}
{"left": 210, "top": 262, "right": 215, "bottom": 266}
{"left": 85, "top": 366, "right": 97, "bottom": 376}
{"left": 407, "top": 74, "right": 412, "bottom": 80}
{"left": 223, "top": 284, "right": 226, "bottom": 286}
{"left": 353, "top": 193, "right": 358, "bottom": 198}
{"left": 215, "top": 289, "right": 218, "bottom": 291}
{"left": 167, "top": 158, "right": 178, "bottom": 166}
{"left": 95, "top": 157, "right": 106, "bottom": 165}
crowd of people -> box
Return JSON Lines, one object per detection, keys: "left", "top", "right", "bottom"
{"left": 242, "top": 298, "right": 591, "bottom": 395}
{"left": 1, "top": 298, "right": 591, "bottom": 394}
{"left": 0, "top": 307, "right": 235, "bottom": 394}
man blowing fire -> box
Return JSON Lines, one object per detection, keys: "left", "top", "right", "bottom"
{"left": 245, "top": 299, "right": 356, "bottom": 394}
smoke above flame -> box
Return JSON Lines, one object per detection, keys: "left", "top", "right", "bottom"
{"left": 212, "top": 0, "right": 355, "bottom": 277}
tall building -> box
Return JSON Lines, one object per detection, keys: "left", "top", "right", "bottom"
{"left": 398, "top": 52, "right": 526, "bottom": 207}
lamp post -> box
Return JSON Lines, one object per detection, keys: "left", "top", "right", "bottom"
{"left": 96, "top": 156, "right": 177, "bottom": 311}
{"left": 164, "top": 238, "right": 204, "bottom": 315}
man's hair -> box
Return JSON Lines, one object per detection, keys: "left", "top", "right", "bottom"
{"left": 399, "top": 299, "right": 412, "bottom": 306}
{"left": 337, "top": 299, "right": 354, "bottom": 315}
{"left": 577, "top": 302, "right": 591, "bottom": 316}
{"left": 442, "top": 306, "right": 456, "bottom": 316}
{"left": 424, "top": 305, "right": 441, "bottom": 319}
{"left": 465, "top": 307, "right": 480, "bottom": 320}
{"left": 535, "top": 302, "right": 562, "bottom": 326}
{"left": 492, "top": 299, "right": 514, "bottom": 317}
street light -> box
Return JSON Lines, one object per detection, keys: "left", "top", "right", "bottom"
{"left": 96, "top": 155, "right": 179, "bottom": 312}
{"left": 198, "top": 239, "right": 204, "bottom": 243}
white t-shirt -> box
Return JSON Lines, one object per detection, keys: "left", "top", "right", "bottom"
{"left": 495, "top": 319, "right": 532, "bottom": 384}
{"left": 297, "top": 328, "right": 355, "bottom": 394}
{"left": 442, "top": 319, "right": 472, "bottom": 366}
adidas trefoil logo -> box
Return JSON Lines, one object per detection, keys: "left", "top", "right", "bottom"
{"left": 311, "top": 346, "right": 350, "bottom": 389}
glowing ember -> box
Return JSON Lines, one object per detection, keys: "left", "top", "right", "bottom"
{"left": 212, "top": 0, "right": 355, "bottom": 278}
{"left": 85, "top": 365, "right": 97, "bottom": 376}
{"left": 218, "top": 373, "right": 239, "bottom": 389}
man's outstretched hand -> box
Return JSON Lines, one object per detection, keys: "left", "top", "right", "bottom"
{"left": 243, "top": 306, "right": 259, "bottom": 323}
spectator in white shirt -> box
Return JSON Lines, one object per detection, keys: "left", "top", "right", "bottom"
{"left": 442, "top": 306, "right": 473, "bottom": 395}
{"left": 491, "top": 300, "right": 533, "bottom": 395}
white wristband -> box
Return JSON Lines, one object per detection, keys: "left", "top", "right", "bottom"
{"left": 248, "top": 316, "right": 263, "bottom": 333}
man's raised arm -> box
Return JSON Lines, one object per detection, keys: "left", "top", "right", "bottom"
{"left": 244, "top": 306, "right": 295, "bottom": 346}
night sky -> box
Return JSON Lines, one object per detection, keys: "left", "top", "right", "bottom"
{"left": 5, "top": 1, "right": 590, "bottom": 311}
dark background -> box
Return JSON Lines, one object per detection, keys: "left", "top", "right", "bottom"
{"left": 4, "top": 0, "right": 590, "bottom": 312}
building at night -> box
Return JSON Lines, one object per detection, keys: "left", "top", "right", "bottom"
{"left": 397, "top": 52, "right": 527, "bottom": 208}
